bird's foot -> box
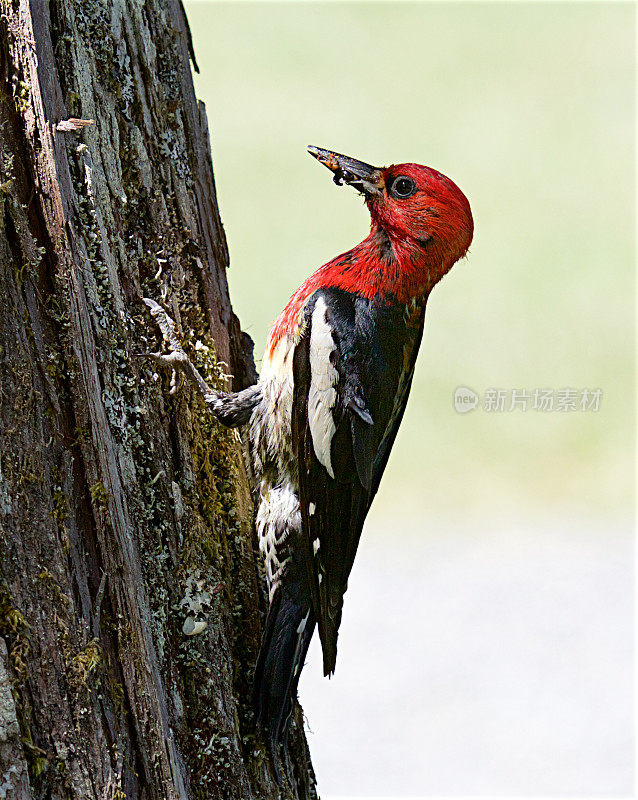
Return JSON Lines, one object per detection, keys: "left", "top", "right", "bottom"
{"left": 142, "top": 297, "right": 219, "bottom": 404}
{"left": 143, "top": 298, "right": 261, "bottom": 429}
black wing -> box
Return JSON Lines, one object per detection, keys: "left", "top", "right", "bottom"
{"left": 292, "top": 288, "right": 426, "bottom": 675}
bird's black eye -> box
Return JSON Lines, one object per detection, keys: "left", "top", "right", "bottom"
{"left": 389, "top": 176, "right": 417, "bottom": 199}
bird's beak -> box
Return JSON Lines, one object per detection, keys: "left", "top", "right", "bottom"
{"left": 308, "top": 145, "right": 384, "bottom": 197}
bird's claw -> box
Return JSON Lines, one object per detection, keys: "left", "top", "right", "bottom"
{"left": 142, "top": 298, "right": 188, "bottom": 359}
{"left": 142, "top": 297, "right": 218, "bottom": 404}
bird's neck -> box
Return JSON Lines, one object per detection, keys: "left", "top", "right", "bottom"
{"left": 341, "top": 222, "right": 445, "bottom": 302}
{"left": 310, "top": 219, "right": 453, "bottom": 308}
{"left": 266, "top": 222, "right": 443, "bottom": 358}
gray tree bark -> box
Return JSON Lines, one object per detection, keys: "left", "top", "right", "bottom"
{"left": 0, "top": 1, "right": 317, "bottom": 798}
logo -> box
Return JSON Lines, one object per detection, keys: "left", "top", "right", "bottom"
{"left": 454, "top": 386, "right": 479, "bottom": 414}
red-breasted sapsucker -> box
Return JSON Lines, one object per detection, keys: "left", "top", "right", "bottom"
{"left": 146, "top": 145, "right": 473, "bottom": 769}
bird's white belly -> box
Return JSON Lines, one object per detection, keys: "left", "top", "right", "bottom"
{"left": 249, "top": 336, "right": 299, "bottom": 597}
{"left": 255, "top": 482, "right": 300, "bottom": 600}
{"left": 249, "top": 336, "right": 296, "bottom": 481}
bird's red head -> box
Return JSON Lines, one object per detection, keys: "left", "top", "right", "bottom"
{"left": 308, "top": 146, "right": 473, "bottom": 281}
{"left": 372, "top": 162, "right": 473, "bottom": 266}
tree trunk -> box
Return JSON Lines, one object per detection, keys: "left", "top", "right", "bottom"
{"left": 0, "top": 1, "right": 317, "bottom": 798}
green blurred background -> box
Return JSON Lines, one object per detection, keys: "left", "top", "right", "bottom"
{"left": 187, "top": 0, "right": 633, "bottom": 523}
{"left": 184, "top": 2, "right": 634, "bottom": 795}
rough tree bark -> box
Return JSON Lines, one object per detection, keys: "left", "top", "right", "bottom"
{"left": 0, "top": 1, "right": 317, "bottom": 798}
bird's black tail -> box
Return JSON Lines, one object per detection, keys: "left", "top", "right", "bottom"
{"left": 253, "top": 580, "right": 316, "bottom": 765}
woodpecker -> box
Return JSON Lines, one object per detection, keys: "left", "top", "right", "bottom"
{"left": 145, "top": 145, "right": 473, "bottom": 769}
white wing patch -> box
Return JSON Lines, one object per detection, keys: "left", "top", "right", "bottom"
{"left": 308, "top": 296, "right": 339, "bottom": 478}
